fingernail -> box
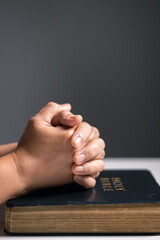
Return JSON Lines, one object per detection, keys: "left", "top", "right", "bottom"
{"left": 73, "top": 134, "right": 82, "bottom": 147}
{"left": 64, "top": 114, "right": 73, "bottom": 119}
{"left": 75, "top": 166, "right": 84, "bottom": 172}
{"left": 76, "top": 154, "right": 85, "bottom": 163}
{"left": 68, "top": 115, "right": 76, "bottom": 120}
{"left": 68, "top": 115, "right": 82, "bottom": 121}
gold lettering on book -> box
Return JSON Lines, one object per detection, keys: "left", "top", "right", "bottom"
{"left": 100, "top": 177, "right": 113, "bottom": 191}
{"left": 100, "top": 177, "right": 125, "bottom": 192}
{"left": 111, "top": 177, "right": 125, "bottom": 191}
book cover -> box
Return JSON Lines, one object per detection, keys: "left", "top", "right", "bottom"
{"left": 5, "top": 170, "right": 160, "bottom": 234}
{"left": 6, "top": 170, "right": 160, "bottom": 207}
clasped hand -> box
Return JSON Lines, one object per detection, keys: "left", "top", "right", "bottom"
{"left": 8, "top": 102, "right": 105, "bottom": 198}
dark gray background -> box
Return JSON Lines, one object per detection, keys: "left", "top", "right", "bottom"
{"left": 0, "top": 0, "right": 159, "bottom": 157}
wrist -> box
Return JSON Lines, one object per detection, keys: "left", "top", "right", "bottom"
{"left": 0, "top": 152, "right": 27, "bottom": 203}
{"left": 10, "top": 150, "right": 29, "bottom": 196}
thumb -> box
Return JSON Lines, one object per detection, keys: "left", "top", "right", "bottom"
{"left": 34, "top": 102, "right": 71, "bottom": 124}
{"left": 51, "top": 110, "right": 83, "bottom": 127}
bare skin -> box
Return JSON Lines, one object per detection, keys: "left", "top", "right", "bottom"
{"left": 0, "top": 143, "right": 18, "bottom": 157}
{"left": 0, "top": 102, "right": 105, "bottom": 204}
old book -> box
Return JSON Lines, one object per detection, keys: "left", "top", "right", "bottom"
{"left": 5, "top": 170, "right": 160, "bottom": 234}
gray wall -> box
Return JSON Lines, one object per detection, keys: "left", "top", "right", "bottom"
{"left": 0, "top": 0, "right": 160, "bottom": 157}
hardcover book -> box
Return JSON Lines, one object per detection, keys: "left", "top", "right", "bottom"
{"left": 5, "top": 170, "right": 160, "bottom": 234}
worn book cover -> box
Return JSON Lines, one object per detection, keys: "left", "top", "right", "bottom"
{"left": 5, "top": 170, "right": 160, "bottom": 233}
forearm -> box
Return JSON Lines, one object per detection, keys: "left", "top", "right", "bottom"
{"left": 0, "top": 143, "right": 18, "bottom": 157}
{"left": 0, "top": 153, "right": 26, "bottom": 204}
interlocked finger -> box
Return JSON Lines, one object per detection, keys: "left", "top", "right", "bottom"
{"left": 71, "top": 122, "right": 92, "bottom": 148}
{"left": 72, "top": 159, "right": 105, "bottom": 176}
{"left": 91, "top": 172, "right": 100, "bottom": 178}
{"left": 73, "top": 175, "right": 96, "bottom": 189}
{"left": 73, "top": 138, "right": 105, "bottom": 165}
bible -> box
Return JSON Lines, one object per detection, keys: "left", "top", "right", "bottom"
{"left": 5, "top": 170, "right": 160, "bottom": 234}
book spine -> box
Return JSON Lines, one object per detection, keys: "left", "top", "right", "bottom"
{"left": 5, "top": 207, "right": 12, "bottom": 233}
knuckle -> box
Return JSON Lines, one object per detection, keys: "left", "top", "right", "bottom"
{"left": 92, "top": 127, "right": 100, "bottom": 137}
{"left": 93, "top": 172, "right": 100, "bottom": 178}
{"left": 101, "top": 160, "right": 105, "bottom": 171}
{"left": 47, "top": 102, "right": 57, "bottom": 109}
{"left": 81, "top": 121, "right": 90, "bottom": 129}
{"left": 60, "top": 110, "right": 67, "bottom": 118}
{"left": 100, "top": 150, "right": 105, "bottom": 159}
{"left": 28, "top": 117, "right": 37, "bottom": 127}
{"left": 98, "top": 138, "right": 105, "bottom": 149}
{"left": 27, "top": 117, "right": 40, "bottom": 132}
{"left": 92, "top": 140, "right": 101, "bottom": 155}
{"left": 64, "top": 128, "right": 75, "bottom": 141}
{"left": 85, "top": 149, "right": 92, "bottom": 160}
{"left": 64, "top": 130, "right": 72, "bottom": 140}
